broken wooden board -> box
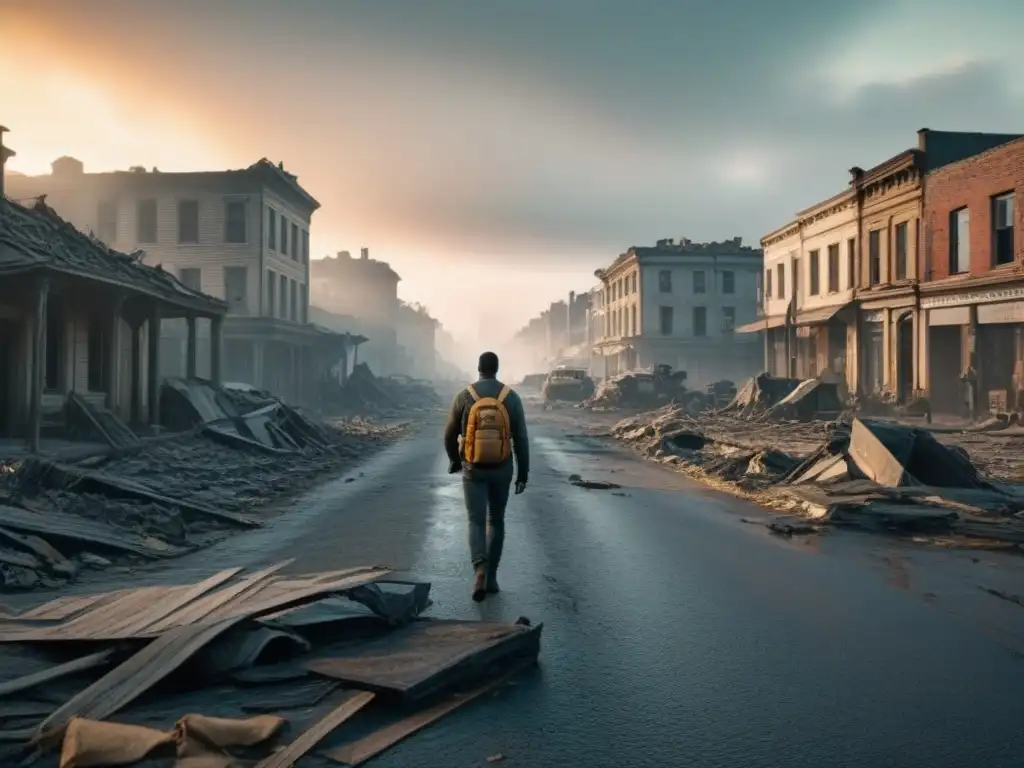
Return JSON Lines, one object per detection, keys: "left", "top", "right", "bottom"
{"left": 0, "top": 504, "right": 183, "bottom": 560}
{"left": 254, "top": 690, "right": 374, "bottom": 768}
{"left": 31, "top": 566, "right": 393, "bottom": 745}
{"left": 19, "top": 459, "right": 259, "bottom": 529}
{"left": 324, "top": 658, "right": 535, "bottom": 766}
{"left": 307, "top": 619, "right": 543, "bottom": 703}
{"left": 0, "top": 649, "right": 114, "bottom": 698}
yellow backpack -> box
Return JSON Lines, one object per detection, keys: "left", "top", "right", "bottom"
{"left": 463, "top": 384, "right": 513, "bottom": 465}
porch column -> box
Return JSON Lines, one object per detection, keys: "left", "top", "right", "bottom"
{"left": 185, "top": 316, "right": 197, "bottom": 379}
{"left": 211, "top": 315, "right": 224, "bottom": 387}
{"left": 28, "top": 277, "right": 49, "bottom": 454}
{"left": 147, "top": 306, "right": 161, "bottom": 426}
{"left": 130, "top": 321, "right": 142, "bottom": 425}
{"left": 105, "top": 295, "right": 123, "bottom": 412}
{"left": 965, "top": 305, "right": 979, "bottom": 418}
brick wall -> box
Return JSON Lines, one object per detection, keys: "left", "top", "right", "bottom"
{"left": 924, "top": 137, "right": 1024, "bottom": 281}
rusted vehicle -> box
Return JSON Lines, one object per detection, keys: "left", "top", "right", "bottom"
{"left": 541, "top": 367, "right": 595, "bottom": 404}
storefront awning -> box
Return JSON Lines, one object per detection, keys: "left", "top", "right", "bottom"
{"left": 792, "top": 303, "right": 851, "bottom": 327}
{"left": 735, "top": 315, "right": 786, "bottom": 333}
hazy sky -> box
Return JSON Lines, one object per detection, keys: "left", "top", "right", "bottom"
{"left": 3, "top": 0, "right": 1024, "bottom": 344}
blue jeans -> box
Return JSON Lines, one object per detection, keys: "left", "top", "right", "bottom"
{"left": 461, "top": 463, "right": 513, "bottom": 570}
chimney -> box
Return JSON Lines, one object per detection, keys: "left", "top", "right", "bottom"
{"left": 917, "top": 128, "right": 930, "bottom": 152}
{"left": 360, "top": 247, "right": 369, "bottom": 260}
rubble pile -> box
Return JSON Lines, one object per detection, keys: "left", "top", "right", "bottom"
{"left": 0, "top": 383, "right": 406, "bottom": 591}
{"left": 609, "top": 405, "right": 1024, "bottom": 548}
{"left": 721, "top": 373, "right": 844, "bottom": 422}
{"left": 332, "top": 363, "right": 442, "bottom": 416}
{"left": 579, "top": 366, "right": 707, "bottom": 412}
{"left": 0, "top": 564, "right": 542, "bottom": 766}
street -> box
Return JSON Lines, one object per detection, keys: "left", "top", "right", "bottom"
{"left": 48, "top": 403, "right": 1024, "bottom": 768}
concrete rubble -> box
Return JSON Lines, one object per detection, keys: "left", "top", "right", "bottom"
{"left": 578, "top": 366, "right": 711, "bottom": 412}
{"left": 0, "top": 564, "right": 541, "bottom": 766}
{"left": 328, "top": 363, "right": 442, "bottom": 417}
{"left": 608, "top": 402, "right": 1024, "bottom": 549}
{"left": 0, "top": 382, "right": 409, "bottom": 592}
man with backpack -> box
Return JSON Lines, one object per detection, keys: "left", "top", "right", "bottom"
{"left": 443, "top": 351, "right": 530, "bottom": 602}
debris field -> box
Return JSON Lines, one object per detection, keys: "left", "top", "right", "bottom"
{"left": 608, "top": 399, "right": 1024, "bottom": 549}
{"left": 0, "top": 563, "right": 541, "bottom": 767}
{"left": 0, "top": 379, "right": 412, "bottom": 592}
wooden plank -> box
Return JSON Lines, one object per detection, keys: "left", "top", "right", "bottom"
{"left": 0, "top": 504, "right": 181, "bottom": 560}
{"left": 307, "top": 620, "right": 543, "bottom": 702}
{"left": 231, "top": 568, "right": 391, "bottom": 621}
{"left": 107, "top": 567, "right": 244, "bottom": 638}
{"left": 0, "top": 649, "right": 113, "bottom": 698}
{"left": 324, "top": 659, "right": 534, "bottom": 766}
{"left": 146, "top": 561, "right": 292, "bottom": 633}
{"left": 32, "top": 567, "right": 391, "bottom": 747}
{"left": 254, "top": 690, "right": 374, "bottom": 768}
{"left": 0, "top": 588, "right": 161, "bottom": 642}
{"left": 15, "top": 592, "right": 114, "bottom": 622}
{"left": 60, "top": 587, "right": 173, "bottom": 641}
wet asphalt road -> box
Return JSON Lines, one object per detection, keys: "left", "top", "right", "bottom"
{"left": 43, "top": 405, "right": 1024, "bottom": 767}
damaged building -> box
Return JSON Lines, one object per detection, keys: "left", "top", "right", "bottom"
{"left": 591, "top": 237, "right": 763, "bottom": 386}
{"left": 3, "top": 154, "right": 349, "bottom": 407}
{"left": 310, "top": 249, "right": 401, "bottom": 376}
{"left": 0, "top": 194, "right": 227, "bottom": 451}
{"left": 746, "top": 128, "right": 1022, "bottom": 409}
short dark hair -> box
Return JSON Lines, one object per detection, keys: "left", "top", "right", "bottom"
{"left": 478, "top": 351, "right": 499, "bottom": 377}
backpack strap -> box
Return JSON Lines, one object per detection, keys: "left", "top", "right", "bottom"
{"left": 497, "top": 385, "right": 511, "bottom": 404}
{"left": 467, "top": 385, "right": 481, "bottom": 402}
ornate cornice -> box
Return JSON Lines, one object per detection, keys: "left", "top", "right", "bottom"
{"left": 761, "top": 222, "right": 800, "bottom": 248}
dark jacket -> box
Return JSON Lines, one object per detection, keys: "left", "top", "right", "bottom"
{"left": 443, "top": 378, "right": 529, "bottom": 483}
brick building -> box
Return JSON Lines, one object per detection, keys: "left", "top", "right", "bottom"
{"left": 921, "top": 136, "right": 1024, "bottom": 415}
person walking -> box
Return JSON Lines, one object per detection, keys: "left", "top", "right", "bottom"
{"left": 443, "top": 351, "right": 529, "bottom": 602}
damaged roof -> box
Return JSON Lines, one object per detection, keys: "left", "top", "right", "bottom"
{"left": 0, "top": 197, "right": 227, "bottom": 315}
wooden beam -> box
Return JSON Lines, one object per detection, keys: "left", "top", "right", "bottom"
{"left": 27, "top": 277, "right": 48, "bottom": 454}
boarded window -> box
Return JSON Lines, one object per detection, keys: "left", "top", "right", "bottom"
{"left": 225, "top": 201, "right": 247, "bottom": 244}
{"left": 136, "top": 199, "right": 157, "bottom": 244}
{"left": 178, "top": 199, "right": 199, "bottom": 243}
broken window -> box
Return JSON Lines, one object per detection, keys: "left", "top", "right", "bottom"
{"left": 950, "top": 207, "right": 970, "bottom": 274}
{"left": 827, "top": 244, "right": 840, "bottom": 293}
{"left": 97, "top": 200, "right": 118, "bottom": 244}
{"left": 267, "top": 207, "right": 277, "bottom": 251}
{"left": 178, "top": 199, "right": 199, "bottom": 243}
{"left": 693, "top": 306, "right": 707, "bottom": 337}
{"left": 868, "top": 229, "right": 881, "bottom": 285}
{"left": 136, "top": 198, "right": 157, "bottom": 244}
{"left": 179, "top": 268, "right": 201, "bottom": 291}
{"left": 993, "top": 192, "right": 1015, "bottom": 266}
{"left": 722, "top": 270, "right": 735, "bottom": 294}
{"left": 894, "top": 221, "right": 908, "bottom": 280}
{"left": 224, "top": 200, "right": 247, "bottom": 244}
{"left": 44, "top": 300, "right": 63, "bottom": 392}
{"left": 659, "top": 270, "right": 672, "bottom": 293}
{"left": 659, "top": 306, "right": 673, "bottom": 335}
{"left": 87, "top": 313, "right": 107, "bottom": 392}
{"left": 223, "top": 266, "right": 248, "bottom": 314}
{"left": 809, "top": 250, "right": 820, "bottom": 295}
{"left": 291, "top": 223, "right": 299, "bottom": 260}
{"left": 722, "top": 306, "right": 735, "bottom": 333}
{"left": 266, "top": 271, "right": 276, "bottom": 316}
{"left": 692, "top": 270, "right": 706, "bottom": 294}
